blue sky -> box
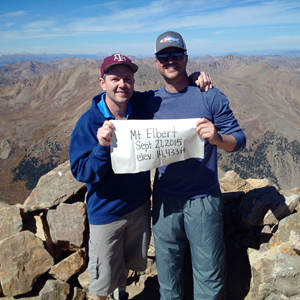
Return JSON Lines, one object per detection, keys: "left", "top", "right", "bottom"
{"left": 0, "top": 0, "right": 300, "bottom": 57}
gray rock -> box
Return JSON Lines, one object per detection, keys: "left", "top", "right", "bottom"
{"left": 0, "top": 202, "right": 23, "bottom": 241}
{"left": 77, "top": 268, "right": 90, "bottom": 293}
{"left": 268, "top": 213, "right": 300, "bottom": 249}
{"left": 250, "top": 253, "right": 300, "bottom": 300}
{"left": 47, "top": 202, "right": 87, "bottom": 251}
{"left": 34, "top": 212, "right": 54, "bottom": 257}
{"left": 72, "top": 287, "right": 86, "bottom": 300}
{"left": 265, "top": 293, "right": 289, "bottom": 300}
{"left": 49, "top": 248, "right": 87, "bottom": 281}
{"left": 0, "top": 231, "right": 54, "bottom": 297}
{"left": 0, "top": 138, "right": 11, "bottom": 159}
{"left": 219, "top": 170, "right": 252, "bottom": 193}
{"left": 239, "top": 186, "right": 299, "bottom": 226}
{"left": 247, "top": 212, "right": 300, "bottom": 300}
{"left": 23, "top": 160, "right": 86, "bottom": 212}
{"left": 289, "top": 230, "right": 300, "bottom": 255}
{"left": 39, "top": 279, "right": 70, "bottom": 300}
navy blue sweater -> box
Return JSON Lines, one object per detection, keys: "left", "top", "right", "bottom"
{"left": 69, "top": 92, "right": 152, "bottom": 225}
{"left": 147, "top": 84, "right": 246, "bottom": 199}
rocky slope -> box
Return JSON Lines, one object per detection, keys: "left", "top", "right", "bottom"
{"left": 0, "top": 55, "right": 300, "bottom": 203}
{"left": 0, "top": 58, "right": 95, "bottom": 83}
{"left": 0, "top": 163, "right": 299, "bottom": 299}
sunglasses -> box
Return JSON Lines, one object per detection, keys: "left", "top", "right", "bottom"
{"left": 156, "top": 51, "right": 185, "bottom": 63}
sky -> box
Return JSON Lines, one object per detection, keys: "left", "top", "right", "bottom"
{"left": 0, "top": 0, "right": 300, "bottom": 57}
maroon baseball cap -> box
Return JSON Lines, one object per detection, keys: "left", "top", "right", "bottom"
{"left": 100, "top": 53, "right": 138, "bottom": 77}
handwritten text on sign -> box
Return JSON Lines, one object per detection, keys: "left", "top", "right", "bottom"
{"left": 110, "top": 119, "right": 204, "bottom": 174}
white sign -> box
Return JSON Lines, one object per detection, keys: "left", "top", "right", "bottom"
{"left": 110, "top": 119, "right": 204, "bottom": 174}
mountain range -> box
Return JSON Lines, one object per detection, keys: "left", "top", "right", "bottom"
{"left": 1, "top": 50, "right": 300, "bottom": 68}
{"left": 0, "top": 52, "right": 110, "bottom": 68}
{"left": 0, "top": 54, "right": 300, "bottom": 204}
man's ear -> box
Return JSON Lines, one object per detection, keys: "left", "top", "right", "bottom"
{"left": 155, "top": 58, "right": 159, "bottom": 69}
{"left": 99, "top": 78, "right": 106, "bottom": 91}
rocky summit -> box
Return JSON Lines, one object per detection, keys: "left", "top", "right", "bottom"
{"left": 0, "top": 163, "right": 299, "bottom": 299}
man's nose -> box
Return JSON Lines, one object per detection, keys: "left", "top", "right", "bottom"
{"left": 166, "top": 53, "right": 176, "bottom": 63}
{"left": 119, "top": 79, "right": 126, "bottom": 87}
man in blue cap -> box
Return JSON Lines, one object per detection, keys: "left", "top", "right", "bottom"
{"left": 148, "top": 31, "right": 246, "bottom": 300}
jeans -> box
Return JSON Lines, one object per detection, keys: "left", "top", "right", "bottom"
{"left": 152, "top": 189, "right": 226, "bottom": 300}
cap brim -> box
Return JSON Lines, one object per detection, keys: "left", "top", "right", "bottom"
{"left": 155, "top": 46, "right": 186, "bottom": 54}
{"left": 104, "top": 62, "right": 138, "bottom": 74}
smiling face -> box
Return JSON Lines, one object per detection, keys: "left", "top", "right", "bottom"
{"left": 99, "top": 64, "right": 134, "bottom": 112}
{"left": 155, "top": 47, "right": 188, "bottom": 83}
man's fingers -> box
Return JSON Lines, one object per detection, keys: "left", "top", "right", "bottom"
{"left": 104, "top": 129, "right": 114, "bottom": 141}
{"left": 97, "top": 124, "right": 115, "bottom": 146}
{"left": 103, "top": 120, "right": 115, "bottom": 130}
{"left": 197, "top": 72, "right": 213, "bottom": 91}
{"left": 196, "top": 118, "right": 209, "bottom": 126}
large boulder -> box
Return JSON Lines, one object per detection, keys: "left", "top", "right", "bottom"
{"left": 239, "top": 186, "right": 300, "bottom": 226}
{"left": 47, "top": 202, "right": 87, "bottom": 251}
{"left": 248, "top": 252, "right": 300, "bottom": 300}
{"left": 23, "top": 160, "right": 86, "bottom": 212}
{"left": 268, "top": 213, "right": 300, "bottom": 249}
{"left": 0, "top": 231, "right": 54, "bottom": 296}
{"left": 219, "top": 170, "right": 253, "bottom": 194}
{"left": 289, "top": 230, "right": 300, "bottom": 254}
{"left": 49, "top": 248, "right": 87, "bottom": 281}
{"left": 247, "top": 213, "right": 300, "bottom": 299}
{"left": 0, "top": 202, "right": 23, "bottom": 241}
{"left": 39, "top": 279, "right": 70, "bottom": 300}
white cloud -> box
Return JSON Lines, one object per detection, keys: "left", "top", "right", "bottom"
{"left": 187, "top": 34, "right": 300, "bottom": 54}
{"left": 0, "top": 0, "right": 299, "bottom": 54}
{"left": 4, "top": 23, "right": 14, "bottom": 28}
{"left": 24, "top": 21, "right": 56, "bottom": 30}
{"left": 56, "top": 0, "right": 300, "bottom": 35}
{"left": 2, "top": 11, "right": 26, "bottom": 18}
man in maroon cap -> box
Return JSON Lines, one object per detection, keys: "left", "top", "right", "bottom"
{"left": 69, "top": 53, "right": 212, "bottom": 300}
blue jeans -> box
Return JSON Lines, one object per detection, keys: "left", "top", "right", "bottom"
{"left": 152, "top": 189, "right": 226, "bottom": 300}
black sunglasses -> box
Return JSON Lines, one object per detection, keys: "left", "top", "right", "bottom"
{"left": 156, "top": 51, "right": 185, "bottom": 63}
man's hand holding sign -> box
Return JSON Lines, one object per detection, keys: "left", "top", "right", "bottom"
{"left": 97, "top": 120, "right": 114, "bottom": 146}
{"left": 196, "top": 118, "right": 237, "bottom": 152}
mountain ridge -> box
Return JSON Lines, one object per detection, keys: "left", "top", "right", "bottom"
{"left": 0, "top": 55, "right": 299, "bottom": 204}
{"left": 0, "top": 50, "right": 300, "bottom": 68}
